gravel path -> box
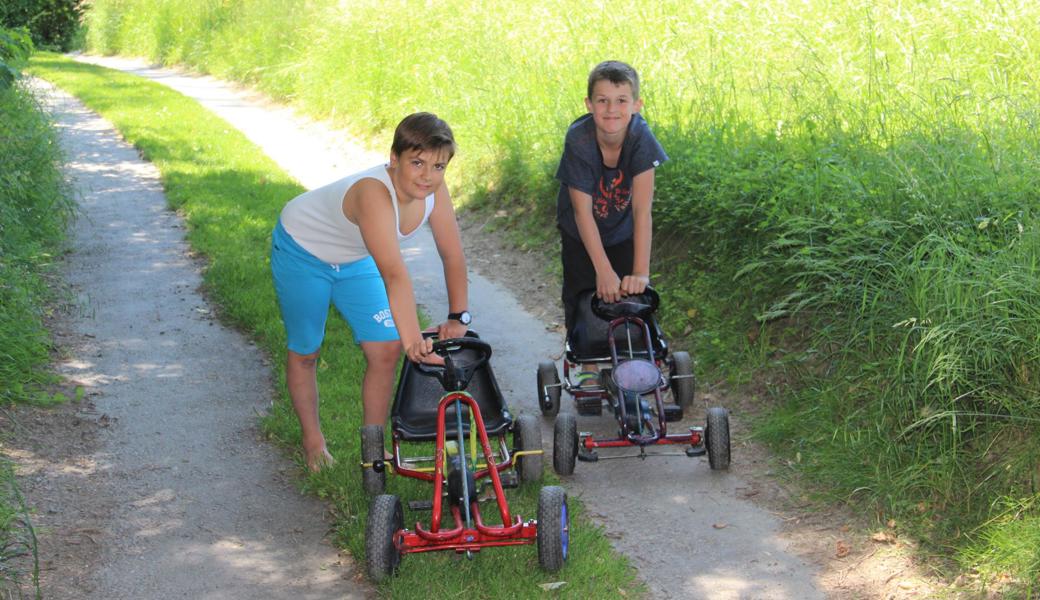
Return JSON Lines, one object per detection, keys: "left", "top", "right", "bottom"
{"left": 26, "top": 54, "right": 835, "bottom": 599}
{"left": 23, "top": 77, "right": 371, "bottom": 599}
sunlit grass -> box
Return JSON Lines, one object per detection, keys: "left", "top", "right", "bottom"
{"left": 28, "top": 53, "right": 642, "bottom": 598}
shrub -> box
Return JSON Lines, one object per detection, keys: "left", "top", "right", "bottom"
{"left": 1, "top": 0, "right": 83, "bottom": 51}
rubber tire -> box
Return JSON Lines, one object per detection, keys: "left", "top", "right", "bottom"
{"left": 538, "top": 361, "right": 561, "bottom": 417}
{"left": 537, "top": 485, "right": 569, "bottom": 572}
{"left": 670, "top": 351, "right": 695, "bottom": 414}
{"left": 515, "top": 414, "right": 543, "bottom": 483}
{"left": 365, "top": 494, "right": 403, "bottom": 582}
{"left": 553, "top": 413, "right": 578, "bottom": 476}
{"left": 361, "top": 424, "right": 386, "bottom": 495}
{"left": 706, "top": 406, "right": 731, "bottom": 471}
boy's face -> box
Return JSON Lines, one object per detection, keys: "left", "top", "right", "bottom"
{"left": 585, "top": 80, "right": 643, "bottom": 138}
{"left": 389, "top": 147, "right": 451, "bottom": 199}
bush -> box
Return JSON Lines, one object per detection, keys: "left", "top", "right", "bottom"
{"left": 0, "top": 27, "right": 32, "bottom": 89}
{"left": 1, "top": 0, "right": 83, "bottom": 51}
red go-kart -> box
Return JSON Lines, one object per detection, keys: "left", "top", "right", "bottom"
{"left": 361, "top": 333, "right": 569, "bottom": 580}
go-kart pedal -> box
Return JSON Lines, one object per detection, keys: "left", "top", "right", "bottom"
{"left": 498, "top": 470, "right": 519, "bottom": 488}
{"left": 408, "top": 499, "right": 434, "bottom": 511}
{"left": 578, "top": 449, "right": 599, "bottom": 462}
{"left": 618, "top": 391, "right": 651, "bottom": 432}
{"left": 576, "top": 396, "right": 603, "bottom": 415}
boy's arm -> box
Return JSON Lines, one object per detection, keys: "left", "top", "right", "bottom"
{"left": 570, "top": 186, "right": 623, "bottom": 303}
{"left": 621, "top": 168, "right": 655, "bottom": 296}
{"left": 427, "top": 181, "right": 469, "bottom": 340}
{"left": 352, "top": 180, "right": 434, "bottom": 364}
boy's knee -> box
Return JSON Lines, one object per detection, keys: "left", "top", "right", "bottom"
{"left": 364, "top": 341, "right": 402, "bottom": 369}
{"left": 288, "top": 351, "right": 320, "bottom": 369}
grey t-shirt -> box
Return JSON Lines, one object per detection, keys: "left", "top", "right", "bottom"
{"left": 555, "top": 113, "right": 669, "bottom": 247}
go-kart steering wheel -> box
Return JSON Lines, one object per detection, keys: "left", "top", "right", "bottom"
{"left": 413, "top": 337, "right": 492, "bottom": 392}
{"left": 590, "top": 286, "right": 660, "bottom": 321}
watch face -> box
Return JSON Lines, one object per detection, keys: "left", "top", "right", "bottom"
{"left": 458, "top": 311, "right": 471, "bottom": 325}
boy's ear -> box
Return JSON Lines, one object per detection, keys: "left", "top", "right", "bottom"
{"left": 634, "top": 97, "right": 644, "bottom": 113}
{"left": 584, "top": 97, "right": 593, "bottom": 113}
{"left": 389, "top": 151, "right": 399, "bottom": 167}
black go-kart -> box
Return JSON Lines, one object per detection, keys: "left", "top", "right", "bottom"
{"left": 537, "top": 287, "right": 731, "bottom": 475}
{"left": 360, "top": 332, "right": 568, "bottom": 581}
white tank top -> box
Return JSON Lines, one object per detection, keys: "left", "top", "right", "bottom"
{"left": 279, "top": 163, "right": 435, "bottom": 264}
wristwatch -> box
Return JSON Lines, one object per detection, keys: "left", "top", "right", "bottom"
{"left": 448, "top": 310, "right": 472, "bottom": 325}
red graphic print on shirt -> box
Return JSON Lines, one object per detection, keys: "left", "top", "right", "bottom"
{"left": 593, "top": 170, "right": 629, "bottom": 219}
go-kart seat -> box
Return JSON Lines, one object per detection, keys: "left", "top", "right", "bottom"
{"left": 566, "top": 289, "right": 668, "bottom": 363}
{"left": 390, "top": 331, "right": 512, "bottom": 442}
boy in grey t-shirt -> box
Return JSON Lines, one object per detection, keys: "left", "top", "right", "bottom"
{"left": 555, "top": 60, "right": 669, "bottom": 381}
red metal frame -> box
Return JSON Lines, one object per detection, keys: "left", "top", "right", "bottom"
{"left": 391, "top": 390, "right": 537, "bottom": 555}
{"left": 582, "top": 428, "right": 703, "bottom": 450}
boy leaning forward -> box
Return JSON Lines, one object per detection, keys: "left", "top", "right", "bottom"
{"left": 555, "top": 60, "right": 669, "bottom": 380}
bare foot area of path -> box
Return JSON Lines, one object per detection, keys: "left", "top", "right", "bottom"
{"left": 3, "top": 55, "right": 959, "bottom": 599}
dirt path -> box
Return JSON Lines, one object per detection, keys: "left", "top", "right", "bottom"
{"left": 12, "top": 54, "right": 946, "bottom": 599}
{"left": 12, "top": 78, "right": 371, "bottom": 599}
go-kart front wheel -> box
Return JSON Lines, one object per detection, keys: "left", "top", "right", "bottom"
{"left": 537, "top": 485, "right": 569, "bottom": 572}
{"left": 553, "top": 413, "right": 577, "bottom": 476}
{"left": 514, "top": 414, "right": 543, "bottom": 483}
{"left": 706, "top": 406, "right": 731, "bottom": 470}
{"left": 537, "top": 361, "right": 561, "bottom": 417}
{"left": 365, "top": 494, "right": 403, "bottom": 582}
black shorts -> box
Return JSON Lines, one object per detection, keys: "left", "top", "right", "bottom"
{"left": 560, "top": 231, "right": 634, "bottom": 332}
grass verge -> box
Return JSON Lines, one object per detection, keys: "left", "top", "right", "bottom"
{"left": 27, "top": 52, "right": 642, "bottom": 598}
{"left": 1, "top": 29, "right": 70, "bottom": 597}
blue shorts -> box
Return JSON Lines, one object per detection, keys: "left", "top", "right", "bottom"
{"left": 271, "top": 220, "right": 399, "bottom": 354}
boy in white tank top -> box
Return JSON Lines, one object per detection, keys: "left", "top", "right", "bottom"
{"left": 271, "top": 113, "right": 470, "bottom": 471}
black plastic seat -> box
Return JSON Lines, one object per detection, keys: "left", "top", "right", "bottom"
{"left": 565, "top": 290, "right": 668, "bottom": 363}
{"left": 390, "top": 331, "right": 512, "bottom": 441}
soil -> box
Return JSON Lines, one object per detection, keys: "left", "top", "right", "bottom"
{"left": 0, "top": 57, "right": 979, "bottom": 599}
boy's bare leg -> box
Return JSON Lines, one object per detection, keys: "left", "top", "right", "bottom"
{"left": 360, "top": 340, "right": 403, "bottom": 458}
{"left": 286, "top": 349, "right": 334, "bottom": 471}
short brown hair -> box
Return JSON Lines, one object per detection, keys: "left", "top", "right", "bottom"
{"left": 391, "top": 112, "right": 456, "bottom": 160}
{"left": 587, "top": 61, "right": 640, "bottom": 100}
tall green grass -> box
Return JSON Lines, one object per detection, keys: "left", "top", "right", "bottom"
{"left": 28, "top": 53, "right": 641, "bottom": 598}
{"left": 80, "top": 0, "right": 1040, "bottom": 591}
{"left": 0, "top": 27, "right": 63, "bottom": 598}
{"left": 0, "top": 32, "right": 74, "bottom": 405}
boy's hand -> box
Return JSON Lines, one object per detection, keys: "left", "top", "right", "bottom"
{"left": 620, "top": 274, "right": 650, "bottom": 296}
{"left": 437, "top": 320, "right": 468, "bottom": 341}
{"left": 405, "top": 337, "right": 444, "bottom": 365}
{"left": 596, "top": 270, "right": 623, "bottom": 303}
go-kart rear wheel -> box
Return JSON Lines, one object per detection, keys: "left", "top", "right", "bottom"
{"left": 360, "top": 425, "right": 386, "bottom": 495}
{"left": 670, "top": 351, "right": 695, "bottom": 415}
{"left": 514, "top": 414, "right": 543, "bottom": 483}
{"left": 537, "top": 485, "right": 569, "bottom": 572}
{"left": 365, "top": 494, "right": 403, "bottom": 582}
{"left": 553, "top": 413, "right": 578, "bottom": 476}
{"left": 706, "top": 407, "right": 731, "bottom": 470}
{"left": 537, "top": 361, "right": 561, "bottom": 417}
